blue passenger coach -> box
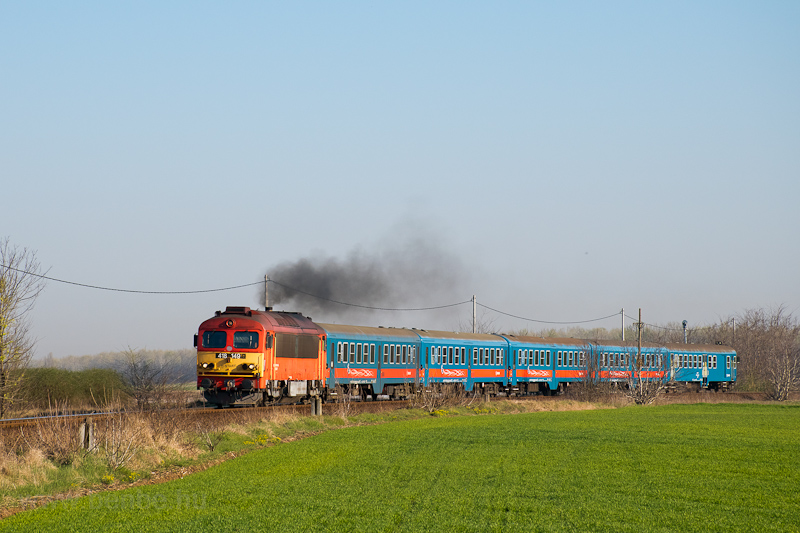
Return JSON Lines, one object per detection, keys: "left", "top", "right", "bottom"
{"left": 416, "top": 330, "right": 507, "bottom": 393}
{"left": 666, "top": 343, "right": 737, "bottom": 391}
{"left": 319, "top": 324, "right": 420, "bottom": 400}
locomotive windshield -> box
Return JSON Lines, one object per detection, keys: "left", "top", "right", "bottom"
{"left": 203, "top": 331, "right": 227, "bottom": 349}
{"left": 234, "top": 331, "right": 259, "bottom": 349}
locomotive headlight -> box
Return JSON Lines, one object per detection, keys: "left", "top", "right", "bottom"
{"left": 201, "top": 362, "right": 208, "bottom": 369}
{"left": 248, "top": 364, "right": 255, "bottom": 370}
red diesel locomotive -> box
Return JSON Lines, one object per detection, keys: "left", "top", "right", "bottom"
{"left": 195, "top": 306, "right": 327, "bottom": 406}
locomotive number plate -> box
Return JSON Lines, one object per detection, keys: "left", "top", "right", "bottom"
{"left": 216, "top": 353, "right": 245, "bottom": 359}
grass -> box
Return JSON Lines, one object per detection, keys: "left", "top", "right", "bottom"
{"left": 1, "top": 403, "right": 798, "bottom": 532}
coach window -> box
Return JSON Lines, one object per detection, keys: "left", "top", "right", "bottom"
{"left": 726, "top": 356, "right": 730, "bottom": 369}
{"left": 389, "top": 345, "right": 395, "bottom": 365}
{"left": 401, "top": 345, "right": 406, "bottom": 364}
{"left": 356, "top": 344, "right": 362, "bottom": 364}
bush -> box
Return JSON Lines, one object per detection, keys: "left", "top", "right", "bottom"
{"left": 22, "top": 368, "right": 127, "bottom": 411}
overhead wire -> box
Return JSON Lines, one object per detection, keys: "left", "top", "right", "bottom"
{"left": 1, "top": 262, "right": 654, "bottom": 326}
{"left": 478, "top": 303, "right": 621, "bottom": 325}
{"left": 1, "top": 263, "right": 263, "bottom": 294}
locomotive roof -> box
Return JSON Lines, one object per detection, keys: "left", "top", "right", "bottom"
{"left": 202, "top": 307, "right": 323, "bottom": 336}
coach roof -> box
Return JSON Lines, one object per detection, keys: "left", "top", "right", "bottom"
{"left": 316, "top": 323, "right": 420, "bottom": 340}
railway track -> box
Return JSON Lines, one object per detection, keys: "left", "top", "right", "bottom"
{"left": 0, "top": 392, "right": 564, "bottom": 436}
{"left": 1, "top": 389, "right": 792, "bottom": 444}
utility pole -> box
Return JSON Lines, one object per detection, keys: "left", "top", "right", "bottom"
{"left": 621, "top": 308, "right": 625, "bottom": 341}
{"left": 472, "top": 295, "right": 476, "bottom": 334}
{"left": 265, "top": 274, "right": 269, "bottom": 310}
{"left": 732, "top": 317, "right": 736, "bottom": 345}
{"left": 682, "top": 320, "right": 688, "bottom": 344}
{"left": 637, "top": 308, "right": 642, "bottom": 365}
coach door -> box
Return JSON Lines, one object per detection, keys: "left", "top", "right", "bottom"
{"left": 701, "top": 354, "right": 709, "bottom": 387}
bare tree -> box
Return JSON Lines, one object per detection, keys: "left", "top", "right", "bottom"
{"left": 458, "top": 311, "right": 498, "bottom": 334}
{"left": 730, "top": 307, "right": 799, "bottom": 401}
{"left": 570, "top": 342, "right": 615, "bottom": 402}
{"left": 622, "top": 345, "right": 673, "bottom": 405}
{"left": 0, "top": 238, "right": 46, "bottom": 418}
{"left": 118, "top": 347, "right": 174, "bottom": 409}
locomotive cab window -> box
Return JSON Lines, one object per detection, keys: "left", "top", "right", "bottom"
{"left": 233, "top": 331, "right": 259, "bottom": 350}
{"left": 203, "top": 331, "right": 227, "bottom": 349}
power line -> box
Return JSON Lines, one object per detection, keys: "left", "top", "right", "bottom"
{"left": 2, "top": 262, "right": 709, "bottom": 328}
{"left": 1, "top": 263, "right": 263, "bottom": 294}
{"left": 0, "top": 263, "right": 472, "bottom": 309}
{"left": 478, "top": 302, "right": 621, "bottom": 325}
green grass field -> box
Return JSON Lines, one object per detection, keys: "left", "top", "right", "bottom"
{"left": 2, "top": 403, "right": 798, "bottom": 532}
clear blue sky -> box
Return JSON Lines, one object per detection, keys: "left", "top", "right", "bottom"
{"left": 2, "top": 1, "right": 798, "bottom": 358}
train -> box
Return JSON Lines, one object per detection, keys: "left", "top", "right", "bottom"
{"left": 195, "top": 306, "right": 738, "bottom": 406}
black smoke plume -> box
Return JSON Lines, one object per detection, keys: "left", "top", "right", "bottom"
{"left": 260, "top": 236, "right": 470, "bottom": 326}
